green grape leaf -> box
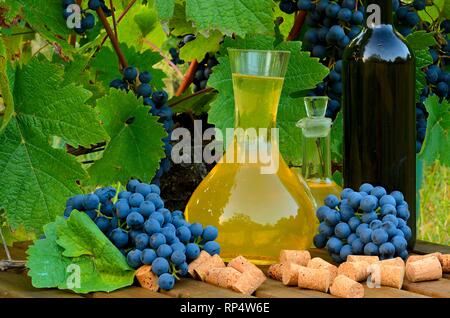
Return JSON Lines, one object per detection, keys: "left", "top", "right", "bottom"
{"left": 418, "top": 95, "right": 450, "bottom": 167}
{"left": 13, "top": 59, "right": 109, "bottom": 148}
{"left": 0, "top": 58, "right": 107, "bottom": 236}
{"left": 169, "top": 89, "right": 217, "bottom": 115}
{"left": 414, "top": 49, "right": 433, "bottom": 102}
{"left": 0, "top": 38, "right": 15, "bottom": 133}
{"left": 332, "top": 170, "right": 343, "bottom": 188}
{"left": 16, "top": 0, "right": 74, "bottom": 56}
{"left": 88, "top": 89, "right": 166, "bottom": 185}
{"left": 27, "top": 212, "right": 135, "bottom": 293}
{"left": 0, "top": 0, "right": 23, "bottom": 22}
{"left": 208, "top": 35, "right": 329, "bottom": 165}
{"left": 179, "top": 31, "right": 223, "bottom": 61}
{"left": 185, "top": 0, "right": 275, "bottom": 37}
{"left": 169, "top": 2, "right": 196, "bottom": 36}
{"left": 155, "top": 0, "right": 176, "bottom": 20}
{"left": 406, "top": 31, "right": 438, "bottom": 50}
{"left": 90, "top": 43, "right": 166, "bottom": 90}
{"left": 331, "top": 111, "right": 343, "bottom": 164}
{"left": 0, "top": 118, "right": 87, "bottom": 236}
{"left": 0, "top": 210, "right": 34, "bottom": 246}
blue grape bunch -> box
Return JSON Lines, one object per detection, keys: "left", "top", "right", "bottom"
{"left": 61, "top": 0, "right": 112, "bottom": 35}
{"left": 110, "top": 66, "right": 174, "bottom": 185}
{"left": 313, "top": 183, "right": 412, "bottom": 263}
{"left": 193, "top": 53, "right": 219, "bottom": 93}
{"left": 64, "top": 179, "right": 221, "bottom": 291}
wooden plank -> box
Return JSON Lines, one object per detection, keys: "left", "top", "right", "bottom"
{"left": 92, "top": 286, "right": 171, "bottom": 298}
{"left": 0, "top": 271, "right": 83, "bottom": 298}
{"left": 402, "top": 279, "right": 450, "bottom": 298}
{"left": 161, "top": 278, "right": 254, "bottom": 298}
{"left": 362, "top": 284, "right": 429, "bottom": 298}
{"left": 255, "top": 279, "right": 334, "bottom": 298}
{"left": 414, "top": 241, "right": 450, "bottom": 255}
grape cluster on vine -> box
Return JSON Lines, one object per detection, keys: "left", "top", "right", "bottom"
{"left": 61, "top": 0, "right": 112, "bottom": 35}
{"left": 64, "top": 180, "right": 221, "bottom": 291}
{"left": 110, "top": 67, "right": 173, "bottom": 184}
{"left": 313, "top": 183, "right": 412, "bottom": 263}
{"left": 193, "top": 54, "right": 219, "bottom": 93}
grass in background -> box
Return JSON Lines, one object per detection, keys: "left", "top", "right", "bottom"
{"left": 418, "top": 161, "right": 450, "bottom": 246}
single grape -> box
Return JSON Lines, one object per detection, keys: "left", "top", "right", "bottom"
{"left": 189, "top": 223, "right": 203, "bottom": 238}
{"left": 127, "top": 249, "right": 143, "bottom": 269}
{"left": 152, "top": 257, "right": 170, "bottom": 276}
{"left": 135, "top": 233, "right": 150, "bottom": 250}
{"left": 139, "top": 71, "right": 152, "bottom": 84}
{"left": 351, "top": 238, "right": 364, "bottom": 254}
{"left": 379, "top": 195, "right": 396, "bottom": 207}
{"left": 81, "top": 13, "right": 95, "bottom": 29}
{"left": 135, "top": 183, "right": 153, "bottom": 197}
{"left": 391, "top": 235, "right": 408, "bottom": 254}
{"left": 177, "top": 262, "right": 189, "bottom": 276}
{"left": 126, "top": 179, "right": 140, "bottom": 192}
{"left": 347, "top": 233, "right": 358, "bottom": 245}
{"left": 123, "top": 66, "right": 138, "bottom": 82}
{"left": 339, "top": 205, "right": 355, "bottom": 222}
{"left": 95, "top": 217, "right": 110, "bottom": 233}
{"left": 382, "top": 214, "right": 399, "bottom": 227}
{"left": 371, "top": 228, "right": 389, "bottom": 245}
{"left": 397, "top": 204, "right": 410, "bottom": 220}
{"left": 335, "top": 222, "right": 351, "bottom": 239}
{"left": 382, "top": 221, "right": 397, "bottom": 238}
{"left": 390, "top": 191, "right": 404, "bottom": 205}
{"left": 316, "top": 206, "right": 332, "bottom": 222}
{"left": 158, "top": 273, "right": 175, "bottom": 290}
{"left": 139, "top": 201, "right": 156, "bottom": 218}
{"left": 85, "top": 209, "right": 97, "bottom": 220}
{"left": 83, "top": 194, "right": 100, "bottom": 210}
{"left": 319, "top": 222, "right": 334, "bottom": 237}
{"left": 380, "top": 204, "right": 397, "bottom": 217}
{"left": 156, "top": 244, "right": 173, "bottom": 259}
{"left": 202, "top": 225, "right": 219, "bottom": 241}
{"left": 348, "top": 216, "right": 361, "bottom": 232}
{"left": 361, "top": 211, "right": 378, "bottom": 224}
{"left": 370, "top": 186, "right": 387, "bottom": 199}
{"left": 379, "top": 242, "right": 396, "bottom": 259}
{"left": 150, "top": 233, "right": 166, "bottom": 249}
{"left": 313, "top": 233, "right": 328, "bottom": 248}
{"left": 324, "top": 209, "right": 341, "bottom": 226}
{"left": 400, "top": 225, "right": 412, "bottom": 242}
{"left": 146, "top": 193, "right": 164, "bottom": 209}
{"left": 356, "top": 223, "right": 369, "bottom": 236}
{"left": 347, "top": 192, "right": 363, "bottom": 209}
{"left": 88, "top": 0, "right": 102, "bottom": 11}
{"left": 326, "top": 236, "right": 343, "bottom": 254}
{"left": 360, "top": 195, "right": 378, "bottom": 212}
{"left": 340, "top": 244, "right": 353, "bottom": 261}
{"left": 141, "top": 248, "right": 157, "bottom": 265}
{"left": 171, "top": 242, "right": 186, "bottom": 254}
{"left": 369, "top": 219, "right": 383, "bottom": 230}
{"left": 176, "top": 226, "right": 191, "bottom": 243}
{"left": 340, "top": 188, "right": 354, "bottom": 199}
{"left": 324, "top": 194, "right": 340, "bottom": 209}
{"left": 126, "top": 211, "right": 144, "bottom": 229}
{"left": 111, "top": 228, "right": 129, "bottom": 248}
{"left": 129, "top": 193, "right": 144, "bottom": 208}
{"left": 204, "top": 241, "right": 221, "bottom": 255}
{"left": 364, "top": 242, "right": 380, "bottom": 256}
{"left": 150, "top": 212, "right": 165, "bottom": 226}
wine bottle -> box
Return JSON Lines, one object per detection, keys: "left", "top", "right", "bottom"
{"left": 342, "top": 0, "right": 416, "bottom": 247}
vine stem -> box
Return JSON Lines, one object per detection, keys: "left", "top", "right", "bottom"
{"left": 168, "top": 87, "right": 215, "bottom": 108}
{"left": 175, "top": 59, "right": 198, "bottom": 96}
{"left": 96, "top": 7, "right": 128, "bottom": 69}
{"left": 99, "top": 0, "right": 137, "bottom": 48}
{"left": 109, "top": 0, "right": 118, "bottom": 40}
{"left": 0, "top": 227, "right": 11, "bottom": 261}
{"left": 287, "top": 10, "right": 307, "bottom": 41}
{"left": 142, "top": 39, "right": 184, "bottom": 79}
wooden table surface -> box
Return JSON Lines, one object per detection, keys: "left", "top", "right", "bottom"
{"left": 0, "top": 241, "right": 449, "bottom": 298}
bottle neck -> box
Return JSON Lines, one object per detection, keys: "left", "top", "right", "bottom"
{"left": 300, "top": 118, "right": 332, "bottom": 182}
{"left": 364, "top": 0, "right": 393, "bottom": 26}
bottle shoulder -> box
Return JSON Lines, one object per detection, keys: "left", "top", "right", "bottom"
{"left": 343, "top": 25, "right": 414, "bottom": 63}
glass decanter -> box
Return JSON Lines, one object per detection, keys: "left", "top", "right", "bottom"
{"left": 185, "top": 49, "right": 317, "bottom": 265}
{"left": 295, "top": 96, "right": 342, "bottom": 207}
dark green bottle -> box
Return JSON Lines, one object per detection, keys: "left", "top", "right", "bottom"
{"left": 342, "top": 0, "right": 416, "bottom": 248}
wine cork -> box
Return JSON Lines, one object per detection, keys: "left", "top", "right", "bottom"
{"left": 379, "top": 264, "right": 405, "bottom": 289}
{"left": 330, "top": 275, "right": 364, "bottom": 298}
{"left": 232, "top": 270, "right": 267, "bottom": 295}
{"left": 227, "top": 255, "right": 266, "bottom": 282}
{"left": 205, "top": 267, "right": 242, "bottom": 289}
{"left": 347, "top": 255, "right": 379, "bottom": 264}
{"left": 338, "top": 261, "right": 369, "bottom": 282}
{"left": 195, "top": 254, "right": 226, "bottom": 281}
{"left": 136, "top": 265, "right": 159, "bottom": 292}
{"left": 268, "top": 263, "right": 285, "bottom": 281}
{"left": 406, "top": 256, "right": 442, "bottom": 282}
{"left": 440, "top": 254, "right": 450, "bottom": 273}
{"left": 188, "top": 250, "right": 211, "bottom": 278}
{"left": 297, "top": 266, "right": 332, "bottom": 293}
{"left": 282, "top": 263, "right": 302, "bottom": 286}
{"left": 378, "top": 257, "right": 405, "bottom": 268}
{"left": 406, "top": 252, "right": 442, "bottom": 264}
{"left": 279, "top": 250, "right": 311, "bottom": 266}
{"left": 307, "top": 257, "right": 338, "bottom": 282}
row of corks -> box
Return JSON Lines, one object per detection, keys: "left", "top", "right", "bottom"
{"left": 267, "top": 250, "right": 450, "bottom": 298}
{"left": 135, "top": 250, "right": 449, "bottom": 296}
{"left": 136, "top": 251, "right": 267, "bottom": 295}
